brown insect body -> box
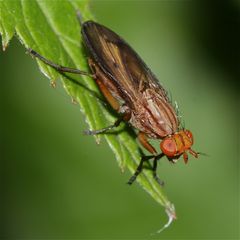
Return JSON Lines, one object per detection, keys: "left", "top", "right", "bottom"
{"left": 82, "top": 21, "right": 179, "bottom": 139}
{"left": 28, "top": 19, "right": 199, "bottom": 185}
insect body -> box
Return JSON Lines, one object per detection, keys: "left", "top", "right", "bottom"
{"left": 29, "top": 19, "right": 198, "bottom": 185}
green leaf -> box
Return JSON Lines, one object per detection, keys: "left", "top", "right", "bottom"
{"left": 0, "top": 0, "right": 176, "bottom": 228}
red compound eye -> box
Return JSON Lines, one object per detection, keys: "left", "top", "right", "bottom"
{"left": 160, "top": 138, "right": 176, "bottom": 157}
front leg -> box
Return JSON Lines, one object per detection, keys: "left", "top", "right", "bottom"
{"left": 138, "top": 132, "right": 157, "bottom": 155}
{"left": 127, "top": 153, "right": 165, "bottom": 185}
{"left": 127, "top": 155, "right": 155, "bottom": 185}
{"left": 128, "top": 133, "right": 165, "bottom": 185}
{"left": 152, "top": 153, "right": 165, "bottom": 185}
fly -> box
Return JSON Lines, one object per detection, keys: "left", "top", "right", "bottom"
{"left": 28, "top": 15, "right": 199, "bottom": 185}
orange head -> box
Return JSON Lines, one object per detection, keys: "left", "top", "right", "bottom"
{"left": 160, "top": 130, "right": 198, "bottom": 163}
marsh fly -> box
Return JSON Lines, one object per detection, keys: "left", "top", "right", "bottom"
{"left": 28, "top": 17, "right": 199, "bottom": 185}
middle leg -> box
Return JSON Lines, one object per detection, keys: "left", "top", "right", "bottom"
{"left": 84, "top": 114, "right": 127, "bottom": 135}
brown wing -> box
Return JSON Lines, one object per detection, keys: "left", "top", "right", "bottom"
{"left": 81, "top": 21, "right": 170, "bottom": 106}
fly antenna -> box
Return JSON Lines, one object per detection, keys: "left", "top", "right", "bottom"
{"left": 197, "top": 152, "right": 209, "bottom": 157}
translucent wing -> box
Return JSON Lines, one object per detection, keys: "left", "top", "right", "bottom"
{"left": 82, "top": 21, "right": 170, "bottom": 104}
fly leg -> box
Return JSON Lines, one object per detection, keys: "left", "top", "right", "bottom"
{"left": 28, "top": 49, "right": 129, "bottom": 134}
{"left": 84, "top": 59, "right": 132, "bottom": 135}
{"left": 84, "top": 114, "right": 127, "bottom": 135}
{"left": 138, "top": 132, "right": 157, "bottom": 155}
{"left": 128, "top": 153, "right": 165, "bottom": 185}
{"left": 28, "top": 49, "right": 93, "bottom": 77}
{"left": 153, "top": 153, "right": 165, "bottom": 186}
{"left": 128, "top": 133, "right": 165, "bottom": 185}
{"left": 127, "top": 155, "right": 154, "bottom": 185}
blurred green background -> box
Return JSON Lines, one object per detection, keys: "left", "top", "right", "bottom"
{"left": 1, "top": 1, "right": 239, "bottom": 239}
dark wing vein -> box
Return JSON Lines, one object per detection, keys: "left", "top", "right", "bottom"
{"left": 82, "top": 21, "right": 170, "bottom": 105}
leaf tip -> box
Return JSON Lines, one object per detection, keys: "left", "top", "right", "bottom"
{"left": 166, "top": 202, "right": 176, "bottom": 219}
{"left": 151, "top": 202, "right": 176, "bottom": 235}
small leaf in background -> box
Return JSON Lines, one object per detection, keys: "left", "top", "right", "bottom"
{"left": 0, "top": 0, "right": 176, "bottom": 231}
